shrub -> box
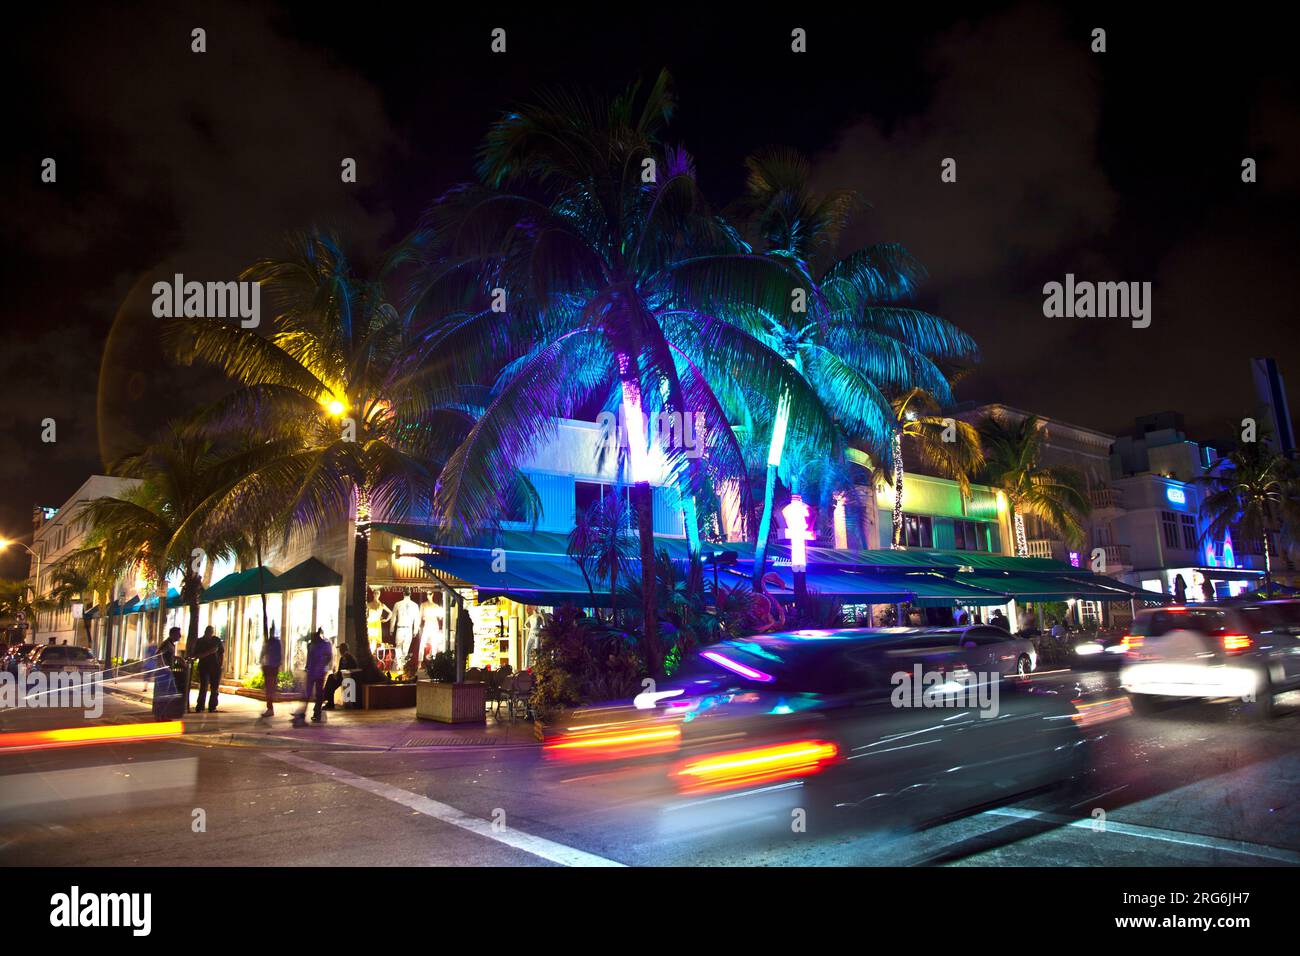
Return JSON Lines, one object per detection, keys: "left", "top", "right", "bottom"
{"left": 247, "top": 670, "right": 295, "bottom": 690}
{"left": 422, "top": 650, "right": 455, "bottom": 682}
{"left": 531, "top": 605, "right": 647, "bottom": 719}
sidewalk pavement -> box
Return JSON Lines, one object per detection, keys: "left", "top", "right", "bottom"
{"left": 103, "top": 674, "right": 541, "bottom": 751}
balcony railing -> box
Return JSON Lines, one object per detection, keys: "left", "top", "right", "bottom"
{"left": 1096, "top": 544, "right": 1131, "bottom": 570}
{"left": 1026, "top": 539, "right": 1058, "bottom": 560}
{"left": 1090, "top": 487, "right": 1123, "bottom": 510}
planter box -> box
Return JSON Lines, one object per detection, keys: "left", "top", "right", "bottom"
{"left": 362, "top": 682, "right": 417, "bottom": 710}
{"left": 417, "top": 679, "right": 486, "bottom": 723}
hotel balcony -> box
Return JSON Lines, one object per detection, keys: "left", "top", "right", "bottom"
{"left": 1095, "top": 544, "right": 1132, "bottom": 574}
{"left": 1090, "top": 487, "right": 1124, "bottom": 511}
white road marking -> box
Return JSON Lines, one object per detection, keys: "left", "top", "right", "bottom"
{"left": 0, "top": 758, "right": 198, "bottom": 816}
{"left": 265, "top": 751, "right": 625, "bottom": 867}
{"left": 984, "top": 806, "right": 1300, "bottom": 864}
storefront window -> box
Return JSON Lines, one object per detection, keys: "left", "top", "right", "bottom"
{"left": 317, "top": 587, "right": 339, "bottom": 643}
{"left": 242, "top": 594, "right": 282, "bottom": 676}
{"left": 286, "top": 590, "right": 315, "bottom": 670}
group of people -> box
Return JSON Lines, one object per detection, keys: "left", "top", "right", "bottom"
{"left": 148, "top": 625, "right": 357, "bottom": 725}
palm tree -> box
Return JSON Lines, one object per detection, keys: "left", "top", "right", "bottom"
{"left": 165, "top": 233, "right": 473, "bottom": 681}
{"left": 1199, "top": 440, "right": 1300, "bottom": 597}
{"left": 728, "top": 147, "right": 979, "bottom": 581}
{"left": 79, "top": 427, "right": 265, "bottom": 656}
{"left": 880, "top": 388, "right": 985, "bottom": 548}
{"left": 978, "top": 413, "right": 1089, "bottom": 557}
{"left": 416, "top": 71, "right": 835, "bottom": 673}
{"left": 566, "top": 490, "right": 637, "bottom": 620}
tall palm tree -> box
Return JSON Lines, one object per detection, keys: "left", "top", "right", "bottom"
{"left": 416, "top": 71, "right": 835, "bottom": 673}
{"left": 978, "top": 413, "right": 1089, "bottom": 557}
{"left": 728, "top": 148, "right": 980, "bottom": 581}
{"left": 165, "top": 233, "right": 473, "bottom": 681}
{"left": 1199, "top": 440, "right": 1300, "bottom": 597}
{"left": 880, "top": 388, "right": 985, "bottom": 548}
{"left": 79, "top": 427, "right": 266, "bottom": 654}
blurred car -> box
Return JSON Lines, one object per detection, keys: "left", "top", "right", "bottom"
{"left": 1072, "top": 630, "right": 1129, "bottom": 665}
{"left": 544, "top": 628, "right": 1092, "bottom": 836}
{"left": 27, "top": 644, "right": 101, "bottom": 674}
{"left": 1120, "top": 601, "right": 1300, "bottom": 717}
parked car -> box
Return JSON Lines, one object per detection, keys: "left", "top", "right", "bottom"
{"left": 543, "top": 627, "right": 1087, "bottom": 838}
{"left": 27, "top": 644, "right": 101, "bottom": 674}
{"left": 1120, "top": 601, "right": 1300, "bottom": 717}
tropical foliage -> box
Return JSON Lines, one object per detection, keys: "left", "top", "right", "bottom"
{"left": 1199, "top": 439, "right": 1300, "bottom": 595}
{"left": 977, "top": 413, "right": 1089, "bottom": 555}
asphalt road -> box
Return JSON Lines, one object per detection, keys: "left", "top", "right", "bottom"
{"left": 2, "top": 670, "right": 1297, "bottom": 867}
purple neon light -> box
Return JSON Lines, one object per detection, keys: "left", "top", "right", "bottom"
{"left": 701, "top": 651, "right": 775, "bottom": 682}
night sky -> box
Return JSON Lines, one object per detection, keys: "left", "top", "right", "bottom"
{"left": 4, "top": 2, "right": 1298, "bottom": 576}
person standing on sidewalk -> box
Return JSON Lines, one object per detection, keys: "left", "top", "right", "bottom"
{"left": 152, "top": 628, "right": 183, "bottom": 720}
{"left": 293, "top": 628, "right": 331, "bottom": 726}
{"left": 260, "top": 624, "right": 282, "bottom": 718}
{"left": 192, "top": 625, "right": 224, "bottom": 713}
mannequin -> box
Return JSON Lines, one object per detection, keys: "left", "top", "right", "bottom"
{"left": 419, "top": 592, "right": 444, "bottom": 662}
{"left": 392, "top": 588, "right": 420, "bottom": 650}
{"left": 524, "top": 606, "right": 546, "bottom": 670}
{"left": 366, "top": 592, "right": 391, "bottom": 654}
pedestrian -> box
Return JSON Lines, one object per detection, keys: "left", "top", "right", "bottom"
{"left": 260, "top": 623, "right": 282, "bottom": 718}
{"left": 322, "top": 642, "right": 357, "bottom": 710}
{"left": 990, "top": 609, "right": 1010, "bottom": 632}
{"left": 192, "top": 625, "right": 224, "bottom": 713}
{"left": 294, "top": 628, "right": 331, "bottom": 725}
{"left": 1051, "top": 619, "right": 1066, "bottom": 642}
{"left": 152, "top": 628, "right": 183, "bottom": 721}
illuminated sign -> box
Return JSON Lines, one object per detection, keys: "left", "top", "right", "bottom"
{"left": 1069, "top": 551, "right": 1080, "bottom": 568}
{"left": 1166, "top": 486, "right": 1186, "bottom": 505}
{"left": 781, "top": 495, "right": 814, "bottom": 572}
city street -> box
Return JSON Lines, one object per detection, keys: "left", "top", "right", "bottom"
{"left": 3, "top": 669, "right": 1297, "bottom": 868}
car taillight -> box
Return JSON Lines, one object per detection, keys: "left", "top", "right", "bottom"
{"left": 1220, "top": 634, "right": 1253, "bottom": 654}
{"left": 671, "top": 739, "right": 839, "bottom": 794}
{"left": 543, "top": 723, "right": 681, "bottom": 763}
{"left": 1120, "top": 634, "right": 1143, "bottom": 655}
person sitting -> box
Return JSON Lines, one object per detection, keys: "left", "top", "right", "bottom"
{"left": 322, "top": 642, "right": 357, "bottom": 710}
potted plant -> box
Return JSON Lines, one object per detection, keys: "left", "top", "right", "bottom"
{"left": 417, "top": 651, "right": 485, "bottom": 723}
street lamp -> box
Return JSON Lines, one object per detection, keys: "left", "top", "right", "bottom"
{"left": 0, "top": 538, "right": 41, "bottom": 634}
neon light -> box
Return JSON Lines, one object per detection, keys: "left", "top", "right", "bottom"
{"left": 700, "top": 651, "right": 775, "bottom": 682}
{"left": 1166, "top": 486, "right": 1186, "bottom": 505}
{"left": 768, "top": 391, "right": 791, "bottom": 467}
{"left": 1222, "top": 531, "right": 1235, "bottom": 569}
{"left": 781, "top": 494, "right": 813, "bottom": 572}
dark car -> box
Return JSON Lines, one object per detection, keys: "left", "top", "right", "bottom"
{"left": 545, "top": 628, "right": 1093, "bottom": 836}
{"left": 1120, "top": 600, "right": 1300, "bottom": 717}
{"left": 27, "top": 644, "right": 101, "bottom": 674}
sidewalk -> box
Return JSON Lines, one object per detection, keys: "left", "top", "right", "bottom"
{"left": 103, "top": 675, "right": 541, "bottom": 751}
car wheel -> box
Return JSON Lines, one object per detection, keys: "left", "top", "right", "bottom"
{"left": 1016, "top": 654, "right": 1032, "bottom": 677}
{"left": 1127, "top": 692, "right": 1163, "bottom": 716}
{"left": 1242, "top": 672, "right": 1276, "bottom": 721}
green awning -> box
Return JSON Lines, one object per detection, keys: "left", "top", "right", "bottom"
{"left": 873, "top": 571, "right": 1010, "bottom": 607}
{"left": 949, "top": 571, "right": 1132, "bottom": 602}
{"left": 141, "top": 588, "right": 182, "bottom": 611}
{"left": 751, "top": 567, "right": 913, "bottom": 604}
{"left": 83, "top": 605, "right": 100, "bottom": 620}
{"left": 202, "top": 567, "right": 281, "bottom": 603}
{"left": 417, "top": 548, "right": 617, "bottom": 608}
{"left": 274, "top": 558, "right": 342, "bottom": 592}
{"left": 109, "top": 596, "right": 141, "bottom": 617}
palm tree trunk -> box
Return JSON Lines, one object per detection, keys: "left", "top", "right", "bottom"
{"left": 351, "top": 483, "right": 382, "bottom": 682}
{"left": 892, "top": 433, "right": 906, "bottom": 549}
{"left": 632, "top": 481, "right": 662, "bottom": 674}
{"left": 682, "top": 492, "right": 704, "bottom": 598}
{"left": 1012, "top": 510, "right": 1029, "bottom": 558}
{"left": 752, "top": 389, "right": 791, "bottom": 590}
{"left": 1263, "top": 530, "right": 1274, "bottom": 597}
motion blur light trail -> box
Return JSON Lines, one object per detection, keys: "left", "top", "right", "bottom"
{"left": 544, "top": 722, "right": 681, "bottom": 763}
{"left": 0, "top": 721, "right": 183, "bottom": 753}
{"left": 673, "top": 739, "right": 840, "bottom": 794}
